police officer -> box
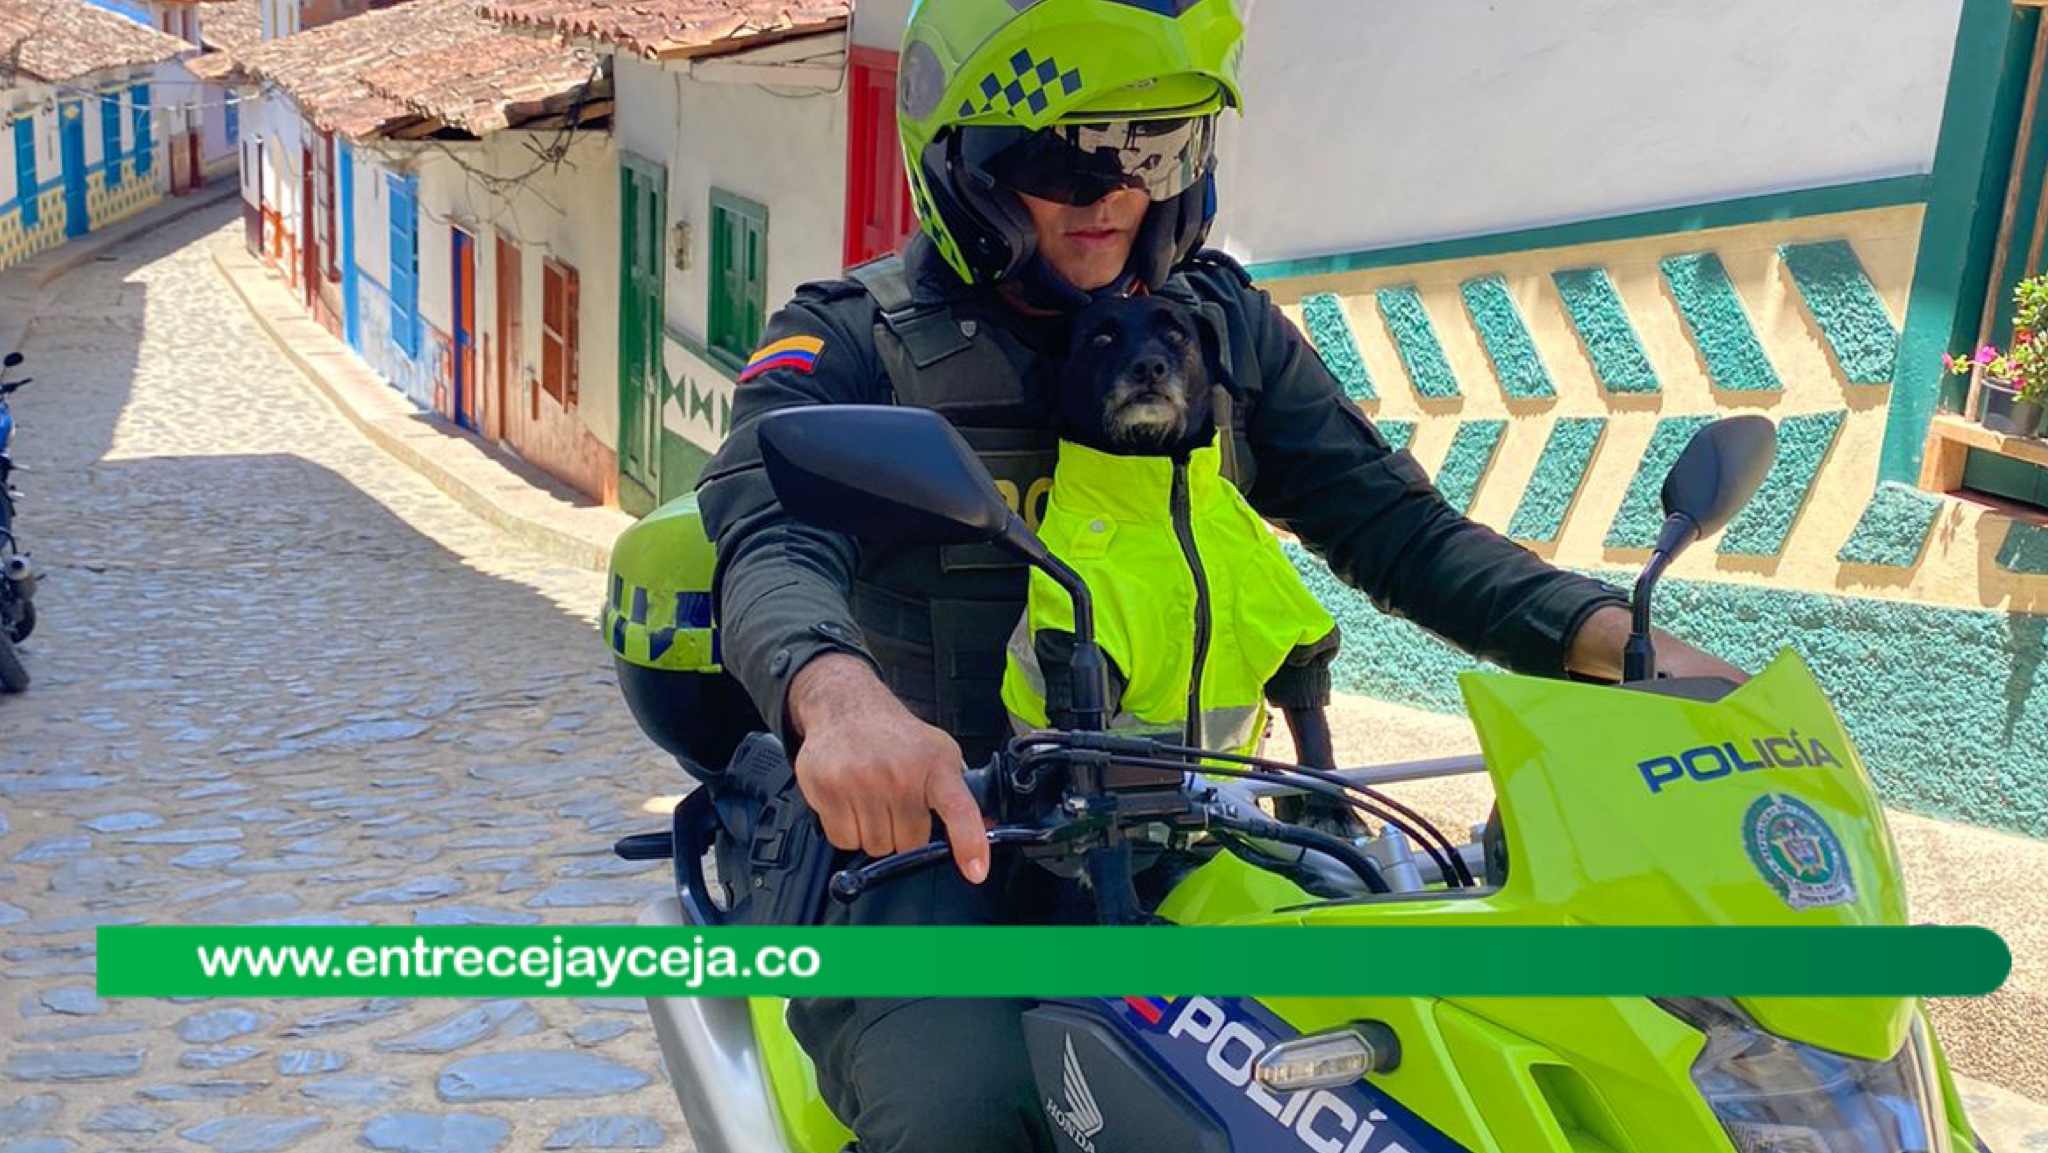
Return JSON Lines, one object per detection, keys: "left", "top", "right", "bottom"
{"left": 697, "top": 1, "right": 1744, "bottom": 1149}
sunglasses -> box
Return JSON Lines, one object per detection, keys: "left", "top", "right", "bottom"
{"left": 971, "top": 116, "right": 1217, "bottom": 207}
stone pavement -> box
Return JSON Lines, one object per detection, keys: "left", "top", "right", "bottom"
{"left": 1, "top": 205, "right": 688, "bottom": 1149}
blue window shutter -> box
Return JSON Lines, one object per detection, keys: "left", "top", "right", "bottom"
{"left": 130, "top": 85, "right": 151, "bottom": 173}
{"left": 100, "top": 94, "right": 122, "bottom": 167}
{"left": 386, "top": 172, "right": 419, "bottom": 358}
{"left": 224, "top": 97, "right": 238, "bottom": 146}
{"left": 13, "top": 119, "right": 36, "bottom": 227}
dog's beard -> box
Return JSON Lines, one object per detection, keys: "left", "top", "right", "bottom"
{"left": 1101, "top": 376, "right": 1190, "bottom": 451}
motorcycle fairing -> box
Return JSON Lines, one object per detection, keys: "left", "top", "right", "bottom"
{"left": 1459, "top": 648, "right": 1914, "bottom": 1060}
{"left": 1067, "top": 994, "right": 1471, "bottom": 1153}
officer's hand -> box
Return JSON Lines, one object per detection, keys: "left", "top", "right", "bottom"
{"left": 786, "top": 653, "right": 991, "bottom": 884}
{"left": 1566, "top": 604, "right": 1749, "bottom": 684}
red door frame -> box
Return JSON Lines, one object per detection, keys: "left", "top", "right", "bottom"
{"left": 300, "top": 144, "right": 317, "bottom": 302}
{"left": 451, "top": 226, "right": 477, "bottom": 432}
{"left": 843, "top": 46, "right": 917, "bottom": 270}
{"left": 494, "top": 234, "right": 520, "bottom": 442}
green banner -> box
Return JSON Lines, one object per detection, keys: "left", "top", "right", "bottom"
{"left": 95, "top": 926, "right": 2009, "bottom": 998}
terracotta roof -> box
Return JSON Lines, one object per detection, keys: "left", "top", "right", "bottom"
{"left": 182, "top": 0, "right": 258, "bottom": 83}
{"left": 478, "top": 0, "right": 845, "bottom": 61}
{"left": 239, "top": 0, "right": 601, "bottom": 138}
{"left": 200, "top": 0, "right": 259, "bottom": 53}
{"left": 0, "top": 0, "right": 192, "bottom": 83}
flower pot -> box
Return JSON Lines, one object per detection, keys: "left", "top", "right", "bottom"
{"left": 1977, "top": 377, "right": 2047, "bottom": 438}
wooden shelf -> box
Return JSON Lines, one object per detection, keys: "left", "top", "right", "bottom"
{"left": 1920, "top": 412, "right": 2048, "bottom": 491}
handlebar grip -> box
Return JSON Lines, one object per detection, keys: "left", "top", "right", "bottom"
{"left": 612, "top": 831, "right": 675, "bottom": 861}
{"left": 962, "top": 763, "right": 996, "bottom": 814}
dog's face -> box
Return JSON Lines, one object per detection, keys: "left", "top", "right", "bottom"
{"left": 1058, "top": 296, "right": 1213, "bottom": 456}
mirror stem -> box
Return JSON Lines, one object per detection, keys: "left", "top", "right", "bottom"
{"left": 1624, "top": 560, "right": 1663, "bottom": 683}
{"left": 1627, "top": 514, "right": 1700, "bottom": 682}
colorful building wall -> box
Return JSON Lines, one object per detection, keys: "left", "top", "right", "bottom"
{"left": 614, "top": 55, "right": 849, "bottom": 492}
{"left": 0, "top": 74, "right": 165, "bottom": 271}
{"left": 410, "top": 133, "right": 622, "bottom": 503}
{"left": 1259, "top": 184, "right": 2047, "bottom": 838}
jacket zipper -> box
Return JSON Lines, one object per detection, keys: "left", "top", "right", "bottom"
{"left": 1172, "top": 458, "right": 1211, "bottom": 750}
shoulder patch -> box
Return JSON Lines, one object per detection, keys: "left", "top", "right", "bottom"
{"left": 739, "top": 335, "right": 825, "bottom": 382}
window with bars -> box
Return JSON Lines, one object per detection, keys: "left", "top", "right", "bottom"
{"left": 129, "top": 84, "right": 151, "bottom": 173}
{"left": 100, "top": 91, "right": 122, "bottom": 168}
{"left": 541, "top": 258, "right": 580, "bottom": 408}
{"left": 709, "top": 189, "right": 768, "bottom": 368}
{"left": 14, "top": 118, "right": 37, "bottom": 227}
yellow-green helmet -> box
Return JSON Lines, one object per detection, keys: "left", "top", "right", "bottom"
{"left": 897, "top": 0, "right": 1246, "bottom": 292}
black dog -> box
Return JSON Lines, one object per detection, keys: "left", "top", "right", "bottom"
{"left": 1057, "top": 295, "right": 1217, "bottom": 457}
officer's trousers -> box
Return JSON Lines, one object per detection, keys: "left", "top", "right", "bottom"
{"left": 786, "top": 856, "right": 1080, "bottom": 1153}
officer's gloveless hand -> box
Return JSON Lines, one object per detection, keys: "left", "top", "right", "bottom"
{"left": 786, "top": 653, "right": 993, "bottom": 885}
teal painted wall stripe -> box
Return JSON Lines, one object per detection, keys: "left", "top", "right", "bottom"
{"left": 1552, "top": 267, "right": 1660, "bottom": 395}
{"left": 1460, "top": 275, "right": 1555, "bottom": 400}
{"left": 1300, "top": 293, "right": 1374, "bottom": 401}
{"left": 1605, "top": 416, "right": 1716, "bottom": 549}
{"left": 1375, "top": 418, "right": 1416, "bottom": 454}
{"left": 1245, "top": 176, "right": 1930, "bottom": 283}
{"left": 1288, "top": 544, "right": 2048, "bottom": 838}
{"left": 1432, "top": 419, "right": 1507, "bottom": 513}
{"left": 1506, "top": 416, "right": 1607, "bottom": 543}
{"left": 1838, "top": 483, "right": 1945, "bottom": 568}
{"left": 1996, "top": 521, "right": 2048, "bottom": 573}
{"left": 1717, "top": 410, "right": 1848, "bottom": 557}
{"left": 1661, "top": 252, "right": 1783, "bottom": 392}
{"left": 1779, "top": 240, "right": 1901, "bottom": 385}
{"left": 1883, "top": 0, "right": 2039, "bottom": 483}
{"left": 1375, "top": 286, "right": 1461, "bottom": 399}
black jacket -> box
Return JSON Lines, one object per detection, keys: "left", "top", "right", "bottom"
{"left": 696, "top": 237, "right": 1625, "bottom": 761}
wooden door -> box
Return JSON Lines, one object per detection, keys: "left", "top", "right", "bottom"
{"left": 618, "top": 156, "right": 666, "bottom": 509}
{"left": 494, "top": 235, "right": 521, "bottom": 442}
{"left": 451, "top": 226, "right": 477, "bottom": 432}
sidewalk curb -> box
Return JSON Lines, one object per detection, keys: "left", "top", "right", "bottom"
{"left": 208, "top": 236, "right": 634, "bottom": 573}
{"left": 0, "top": 182, "right": 242, "bottom": 357}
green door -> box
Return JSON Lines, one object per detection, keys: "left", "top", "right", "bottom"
{"left": 618, "top": 155, "right": 668, "bottom": 515}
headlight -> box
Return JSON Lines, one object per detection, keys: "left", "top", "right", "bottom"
{"left": 1658, "top": 999, "right": 1951, "bottom": 1153}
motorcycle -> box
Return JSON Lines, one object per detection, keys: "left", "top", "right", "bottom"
{"left": 604, "top": 408, "right": 1991, "bottom": 1153}
{"left": 0, "top": 350, "right": 37, "bottom": 693}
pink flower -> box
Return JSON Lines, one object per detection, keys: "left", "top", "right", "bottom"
{"left": 1977, "top": 344, "right": 2000, "bottom": 366}
{"left": 1944, "top": 353, "right": 1960, "bottom": 372}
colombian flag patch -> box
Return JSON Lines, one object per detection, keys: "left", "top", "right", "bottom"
{"left": 738, "top": 335, "right": 825, "bottom": 382}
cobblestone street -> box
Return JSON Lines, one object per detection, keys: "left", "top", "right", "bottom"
{"left": 0, "top": 207, "right": 690, "bottom": 1150}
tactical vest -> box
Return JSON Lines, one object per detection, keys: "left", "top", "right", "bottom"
{"left": 999, "top": 438, "right": 1336, "bottom": 757}
{"left": 843, "top": 253, "right": 1260, "bottom": 764}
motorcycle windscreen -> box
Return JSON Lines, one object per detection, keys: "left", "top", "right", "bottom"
{"left": 1459, "top": 648, "right": 1916, "bottom": 1059}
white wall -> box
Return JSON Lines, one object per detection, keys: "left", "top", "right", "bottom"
{"left": 252, "top": 88, "right": 302, "bottom": 235}
{"left": 852, "top": 0, "right": 911, "bottom": 50}
{"left": 1208, "top": 0, "right": 1964, "bottom": 263}
{"left": 349, "top": 143, "right": 390, "bottom": 288}
{"left": 619, "top": 61, "right": 849, "bottom": 349}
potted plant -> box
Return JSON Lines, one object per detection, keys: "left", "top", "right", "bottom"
{"left": 1950, "top": 273, "right": 2048, "bottom": 438}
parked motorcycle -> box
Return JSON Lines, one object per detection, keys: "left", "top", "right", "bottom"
{"left": 605, "top": 408, "right": 1990, "bottom": 1153}
{"left": 0, "top": 350, "right": 37, "bottom": 693}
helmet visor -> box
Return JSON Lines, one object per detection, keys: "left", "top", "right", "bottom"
{"left": 976, "top": 116, "right": 1216, "bottom": 206}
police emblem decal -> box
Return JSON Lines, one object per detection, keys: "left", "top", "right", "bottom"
{"left": 1743, "top": 794, "right": 1856, "bottom": 910}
